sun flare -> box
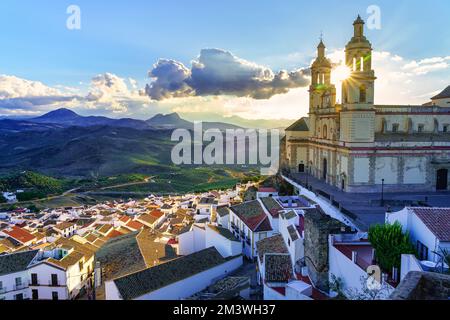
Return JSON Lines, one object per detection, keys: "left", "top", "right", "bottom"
{"left": 332, "top": 64, "right": 352, "bottom": 83}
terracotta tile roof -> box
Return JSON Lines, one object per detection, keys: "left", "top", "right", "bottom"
{"left": 96, "top": 230, "right": 178, "bottom": 282}
{"left": 410, "top": 207, "right": 450, "bottom": 241}
{"left": 54, "top": 222, "right": 75, "bottom": 231}
{"left": 287, "top": 225, "right": 299, "bottom": 241}
{"left": 125, "top": 220, "right": 145, "bottom": 231}
{"left": 119, "top": 215, "right": 131, "bottom": 223}
{"left": 230, "top": 200, "right": 271, "bottom": 232}
{"left": 207, "top": 224, "right": 239, "bottom": 242}
{"left": 149, "top": 210, "right": 164, "bottom": 219}
{"left": 113, "top": 247, "right": 232, "bottom": 300}
{"left": 3, "top": 226, "right": 36, "bottom": 244}
{"left": 216, "top": 206, "right": 230, "bottom": 218}
{"left": 107, "top": 229, "right": 125, "bottom": 239}
{"left": 260, "top": 197, "right": 282, "bottom": 218}
{"left": 285, "top": 117, "right": 309, "bottom": 132}
{"left": 264, "top": 254, "right": 292, "bottom": 283}
{"left": 137, "top": 214, "right": 158, "bottom": 226}
{"left": 431, "top": 85, "right": 450, "bottom": 100}
{"left": 97, "top": 224, "right": 113, "bottom": 235}
{"left": 256, "top": 234, "right": 289, "bottom": 262}
{"left": 0, "top": 250, "right": 39, "bottom": 276}
{"left": 255, "top": 217, "right": 273, "bottom": 232}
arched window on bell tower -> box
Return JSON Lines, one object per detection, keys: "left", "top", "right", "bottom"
{"left": 359, "top": 85, "right": 366, "bottom": 103}
{"left": 323, "top": 124, "right": 328, "bottom": 139}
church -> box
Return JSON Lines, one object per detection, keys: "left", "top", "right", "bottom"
{"left": 283, "top": 16, "right": 450, "bottom": 193}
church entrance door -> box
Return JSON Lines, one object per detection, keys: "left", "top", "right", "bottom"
{"left": 323, "top": 158, "right": 327, "bottom": 180}
{"left": 436, "top": 169, "right": 448, "bottom": 190}
{"left": 299, "top": 164, "right": 305, "bottom": 173}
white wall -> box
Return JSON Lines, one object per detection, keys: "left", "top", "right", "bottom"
{"left": 27, "top": 263, "right": 69, "bottom": 300}
{"left": 400, "top": 254, "right": 423, "bottom": 281}
{"left": 375, "top": 157, "right": 398, "bottom": 184}
{"left": 328, "top": 242, "right": 394, "bottom": 299}
{"left": 0, "top": 271, "right": 30, "bottom": 300}
{"left": 263, "top": 284, "right": 285, "bottom": 300}
{"left": 279, "top": 213, "right": 304, "bottom": 269}
{"left": 205, "top": 225, "right": 241, "bottom": 258}
{"left": 353, "top": 158, "right": 370, "bottom": 183}
{"left": 177, "top": 224, "right": 206, "bottom": 256}
{"left": 387, "top": 208, "right": 439, "bottom": 262}
{"left": 217, "top": 214, "right": 229, "bottom": 229}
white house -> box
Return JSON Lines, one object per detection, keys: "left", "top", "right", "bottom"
{"left": 2, "top": 192, "right": 17, "bottom": 204}
{"left": 177, "top": 224, "right": 206, "bottom": 256}
{"left": 196, "top": 197, "right": 217, "bottom": 217}
{"left": 53, "top": 222, "right": 77, "bottom": 238}
{"left": 136, "top": 210, "right": 167, "bottom": 229}
{"left": 27, "top": 238, "right": 96, "bottom": 300}
{"left": 205, "top": 224, "right": 241, "bottom": 258}
{"left": 256, "top": 187, "right": 279, "bottom": 200}
{"left": 177, "top": 223, "right": 241, "bottom": 258}
{"left": 278, "top": 210, "right": 305, "bottom": 269}
{"left": 0, "top": 250, "right": 39, "bottom": 300}
{"left": 328, "top": 233, "right": 394, "bottom": 299}
{"left": 229, "top": 200, "right": 274, "bottom": 259}
{"left": 216, "top": 206, "right": 230, "bottom": 228}
{"left": 386, "top": 207, "right": 450, "bottom": 263}
{"left": 105, "top": 247, "right": 242, "bottom": 300}
{"left": 256, "top": 234, "right": 312, "bottom": 300}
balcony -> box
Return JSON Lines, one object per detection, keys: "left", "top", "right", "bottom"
{"left": 49, "top": 280, "right": 63, "bottom": 287}
{"left": 14, "top": 284, "right": 27, "bottom": 291}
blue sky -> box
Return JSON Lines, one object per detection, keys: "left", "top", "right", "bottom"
{"left": 0, "top": 0, "right": 449, "bottom": 120}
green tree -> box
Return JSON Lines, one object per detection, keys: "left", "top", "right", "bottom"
{"left": 368, "top": 222, "right": 417, "bottom": 272}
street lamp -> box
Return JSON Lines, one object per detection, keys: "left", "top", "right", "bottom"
{"left": 306, "top": 166, "right": 309, "bottom": 188}
{"left": 381, "top": 178, "right": 385, "bottom": 207}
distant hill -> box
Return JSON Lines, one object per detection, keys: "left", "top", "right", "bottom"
{"left": 146, "top": 112, "right": 193, "bottom": 129}
{"left": 0, "top": 125, "right": 176, "bottom": 177}
{"left": 24, "top": 108, "right": 242, "bottom": 131}
{"left": 0, "top": 108, "right": 257, "bottom": 180}
{"left": 0, "top": 119, "right": 64, "bottom": 133}
{"left": 31, "top": 108, "right": 150, "bottom": 130}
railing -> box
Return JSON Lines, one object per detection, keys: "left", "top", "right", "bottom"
{"left": 49, "top": 281, "right": 62, "bottom": 287}
{"left": 14, "top": 284, "right": 27, "bottom": 290}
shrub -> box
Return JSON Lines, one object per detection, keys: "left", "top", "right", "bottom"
{"left": 368, "top": 222, "right": 417, "bottom": 272}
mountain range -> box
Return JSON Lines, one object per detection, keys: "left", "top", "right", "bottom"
{"left": 0, "top": 108, "right": 243, "bottom": 133}
{"left": 0, "top": 108, "right": 251, "bottom": 178}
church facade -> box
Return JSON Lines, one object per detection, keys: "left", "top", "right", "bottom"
{"left": 283, "top": 16, "right": 450, "bottom": 193}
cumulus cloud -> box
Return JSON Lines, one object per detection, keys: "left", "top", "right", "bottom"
{"left": 402, "top": 56, "right": 450, "bottom": 75}
{"left": 0, "top": 73, "right": 150, "bottom": 116}
{"left": 145, "top": 48, "right": 310, "bottom": 100}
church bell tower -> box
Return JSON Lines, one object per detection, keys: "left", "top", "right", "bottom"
{"left": 339, "top": 15, "right": 376, "bottom": 143}
{"left": 309, "top": 38, "right": 336, "bottom": 138}
{"left": 342, "top": 15, "right": 376, "bottom": 108}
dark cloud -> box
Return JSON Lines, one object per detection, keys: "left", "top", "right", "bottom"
{"left": 0, "top": 96, "right": 79, "bottom": 110}
{"left": 146, "top": 49, "right": 310, "bottom": 100}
